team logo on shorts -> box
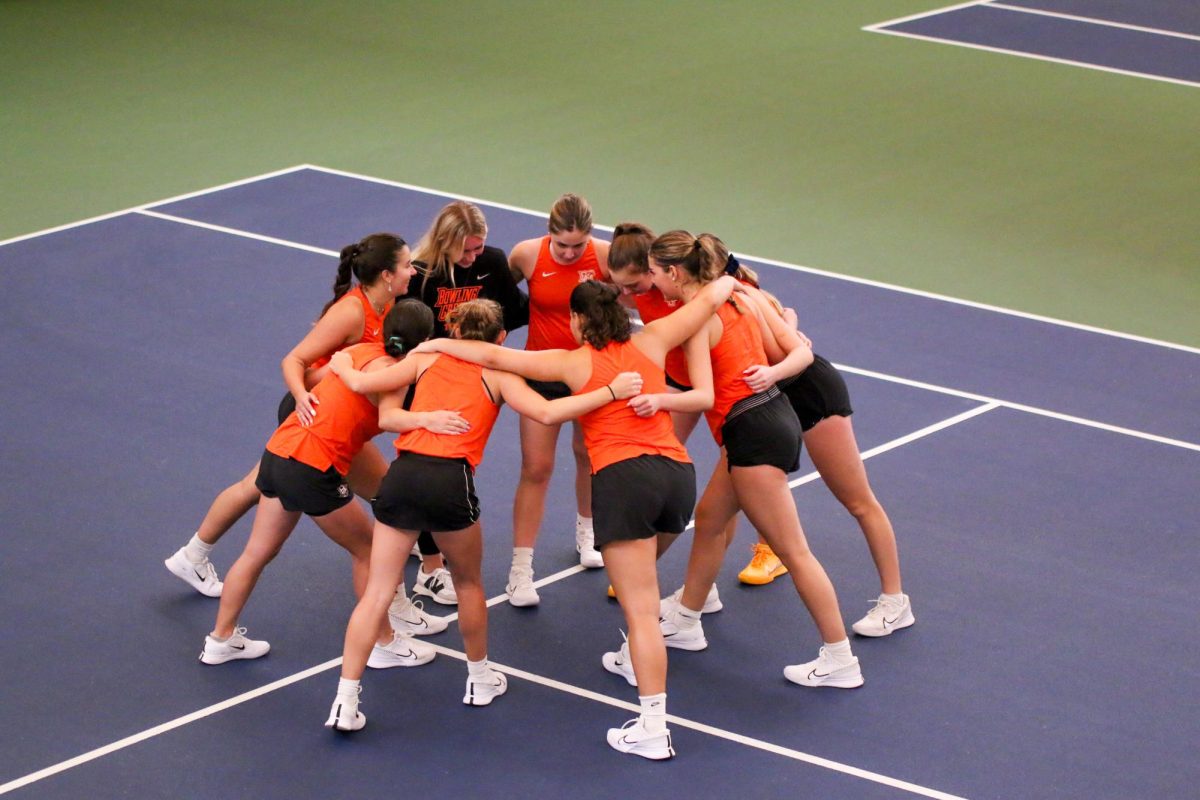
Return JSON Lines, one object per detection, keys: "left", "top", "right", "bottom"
{"left": 577, "top": 270, "right": 595, "bottom": 283}
{"left": 337, "top": 483, "right": 350, "bottom": 498}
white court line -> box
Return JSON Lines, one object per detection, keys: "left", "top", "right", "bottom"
{"left": 863, "top": 12, "right": 1200, "bottom": 91}
{"left": 987, "top": 2, "right": 1200, "bottom": 43}
{"left": 862, "top": 0, "right": 990, "bottom": 31}
{"left": 0, "top": 165, "right": 310, "bottom": 248}
{"left": 303, "top": 164, "right": 1200, "bottom": 356}
{"left": 135, "top": 209, "right": 340, "bottom": 257}
{"left": 0, "top": 638, "right": 965, "bottom": 800}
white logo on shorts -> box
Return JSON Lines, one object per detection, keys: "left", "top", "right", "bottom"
{"left": 337, "top": 484, "right": 350, "bottom": 498}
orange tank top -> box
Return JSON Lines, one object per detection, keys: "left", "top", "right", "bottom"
{"left": 526, "top": 237, "right": 605, "bottom": 351}
{"left": 266, "top": 342, "right": 388, "bottom": 474}
{"left": 704, "top": 300, "right": 768, "bottom": 446}
{"left": 310, "top": 286, "right": 392, "bottom": 370}
{"left": 395, "top": 354, "right": 501, "bottom": 470}
{"left": 633, "top": 286, "right": 690, "bottom": 387}
{"left": 579, "top": 340, "right": 691, "bottom": 473}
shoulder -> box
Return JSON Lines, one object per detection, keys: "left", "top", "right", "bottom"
{"left": 510, "top": 238, "right": 541, "bottom": 261}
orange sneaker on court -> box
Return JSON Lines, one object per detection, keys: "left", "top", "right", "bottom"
{"left": 737, "top": 542, "right": 788, "bottom": 585}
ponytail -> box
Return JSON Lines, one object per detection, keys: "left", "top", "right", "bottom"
{"left": 569, "top": 280, "right": 631, "bottom": 349}
{"left": 321, "top": 233, "right": 407, "bottom": 318}
{"left": 382, "top": 299, "right": 434, "bottom": 357}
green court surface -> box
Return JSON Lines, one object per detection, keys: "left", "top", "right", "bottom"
{"left": 2, "top": 1, "right": 1196, "bottom": 346}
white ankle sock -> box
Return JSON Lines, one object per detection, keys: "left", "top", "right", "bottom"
{"left": 396, "top": 582, "right": 407, "bottom": 598}
{"left": 467, "top": 658, "right": 490, "bottom": 680}
{"left": 576, "top": 514, "right": 593, "bottom": 533}
{"left": 511, "top": 548, "right": 533, "bottom": 571}
{"left": 639, "top": 693, "right": 667, "bottom": 733}
{"left": 184, "top": 533, "right": 213, "bottom": 563}
{"left": 337, "top": 677, "right": 360, "bottom": 697}
{"left": 824, "top": 638, "right": 854, "bottom": 665}
{"left": 674, "top": 605, "right": 701, "bottom": 629}
{"left": 881, "top": 592, "right": 905, "bottom": 605}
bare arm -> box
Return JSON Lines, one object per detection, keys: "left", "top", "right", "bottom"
{"left": 330, "top": 349, "right": 422, "bottom": 394}
{"left": 495, "top": 369, "right": 643, "bottom": 426}
{"left": 509, "top": 238, "right": 538, "bottom": 284}
{"left": 413, "top": 338, "right": 571, "bottom": 384}
{"left": 628, "top": 324, "right": 716, "bottom": 417}
{"left": 639, "top": 275, "right": 742, "bottom": 357}
{"left": 739, "top": 292, "right": 813, "bottom": 392}
{"left": 281, "top": 299, "right": 363, "bottom": 425}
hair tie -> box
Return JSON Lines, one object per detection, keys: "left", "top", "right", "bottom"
{"left": 724, "top": 253, "right": 741, "bottom": 276}
{"left": 692, "top": 238, "right": 702, "bottom": 251}
{"left": 386, "top": 335, "right": 406, "bottom": 354}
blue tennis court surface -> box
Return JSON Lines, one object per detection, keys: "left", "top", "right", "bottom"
{"left": 867, "top": 1, "right": 1200, "bottom": 87}
{"left": 1, "top": 166, "right": 1197, "bottom": 799}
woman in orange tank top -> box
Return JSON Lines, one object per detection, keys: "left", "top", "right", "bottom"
{"left": 165, "top": 234, "right": 422, "bottom": 601}
{"left": 409, "top": 277, "right": 744, "bottom": 761}
{"left": 198, "top": 300, "right": 461, "bottom": 667}
{"left": 506, "top": 193, "right": 613, "bottom": 602}
{"left": 645, "top": 230, "right": 867, "bottom": 690}
{"left": 323, "top": 300, "right": 642, "bottom": 732}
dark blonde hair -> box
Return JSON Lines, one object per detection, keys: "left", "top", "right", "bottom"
{"left": 446, "top": 299, "right": 504, "bottom": 343}
{"left": 548, "top": 193, "right": 593, "bottom": 234}
{"left": 649, "top": 230, "right": 761, "bottom": 287}
{"left": 608, "top": 222, "right": 655, "bottom": 274}
{"left": 414, "top": 201, "right": 488, "bottom": 291}
{"left": 569, "top": 281, "right": 631, "bottom": 349}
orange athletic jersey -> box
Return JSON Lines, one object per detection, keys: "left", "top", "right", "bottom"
{"left": 704, "top": 300, "right": 768, "bottom": 446}
{"left": 526, "top": 237, "right": 605, "bottom": 351}
{"left": 633, "top": 286, "right": 690, "bottom": 387}
{"left": 395, "top": 355, "right": 501, "bottom": 470}
{"left": 310, "top": 286, "right": 392, "bottom": 370}
{"left": 266, "top": 343, "right": 388, "bottom": 474}
{"left": 578, "top": 340, "right": 691, "bottom": 473}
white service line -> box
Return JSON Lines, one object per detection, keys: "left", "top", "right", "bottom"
{"left": 862, "top": 0, "right": 989, "bottom": 31}
{"left": 135, "top": 209, "right": 340, "bottom": 257}
{"left": 986, "top": 2, "right": 1200, "bottom": 43}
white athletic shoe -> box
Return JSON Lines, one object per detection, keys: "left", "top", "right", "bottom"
{"left": 165, "top": 547, "right": 223, "bottom": 597}
{"left": 601, "top": 635, "right": 637, "bottom": 687}
{"left": 199, "top": 627, "right": 270, "bottom": 664}
{"left": 506, "top": 566, "right": 540, "bottom": 607}
{"left": 660, "top": 611, "right": 707, "bottom": 651}
{"left": 783, "top": 647, "right": 864, "bottom": 689}
{"left": 367, "top": 632, "right": 436, "bottom": 669}
{"left": 606, "top": 717, "right": 675, "bottom": 760}
{"left": 412, "top": 566, "right": 458, "bottom": 605}
{"left": 409, "top": 542, "right": 422, "bottom": 561}
{"left": 576, "top": 522, "right": 604, "bottom": 569}
{"left": 388, "top": 593, "right": 449, "bottom": 636}
{"left": 463, "top": 667, "right": 508, "bottom": 706}
{"left": 851, "top": 594, "right": 915, "bottom": 637}
{"left": 659, "top": 584, "right": 723, "bottom": 618}
{"left": 325, "top": 686, "right": 366, "bottom": 732}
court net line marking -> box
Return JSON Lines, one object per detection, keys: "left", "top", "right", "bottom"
{"left": 0, "top": 410, "right": 988, "bottom": 799}
{"left": 122, "top": 204, "right": 1200, "bottom": 452}
{"left": 862, "top": 6, "right": 1200, "bottom": 90}
{"left": 986, "top": 2, "right": 1200, "bottom": 43}
{"left": 5, "top": 161, "right": 1190, "bottom": 356}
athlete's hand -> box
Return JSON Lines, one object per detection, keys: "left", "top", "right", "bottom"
{"left": 742, "top": 364, "right": 776, "bottom": 393}
{"left": 627, "top": 393, "right": 664, "bottom": 418}
{"left": 329, "top": 350, "right": 352, "bottom": 376}
{"left": 608, "top": 371, "right": 644, "bottom": 400}
{"left": 412, "top": 339, "right": 445, "bottom": 354}
{"left": 420, "top": 410, "right": 471, "bottom": 435}
{"left": 294, "top": 390, "right": 320, "bottom": 426}
{"left": 795, "top": 327, "right": 812, "bottom": 350}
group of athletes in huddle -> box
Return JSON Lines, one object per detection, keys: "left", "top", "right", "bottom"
{"left": 161, "top": 194, "right": 914, "bottom": 760}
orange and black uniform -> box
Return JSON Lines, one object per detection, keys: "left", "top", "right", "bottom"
{"left": 705, "top": 300, "right": 801, "bottom": 472}
{"left": 372, "top": 355, "right": 502, "bottom": 533}
{"left": 633, "top": 287, "right": 691, "bottom": 391}
{"left": 276, "top": 286, "right": 392, "bottom": 424}
{"left": 404, "top": 246, "right": 528, "bottom": 339}
{"left": 578, "top": 340, "right": 696, "bottom": 546}
{"left": 257, "top": 343, "right": 388, "bottom": 516}
{"left": 524, "top": 237, "right": 605, "bottom": 400}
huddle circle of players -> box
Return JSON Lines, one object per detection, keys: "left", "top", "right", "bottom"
{"left": 162, "top": 195, "right": 913, "bottom": 761}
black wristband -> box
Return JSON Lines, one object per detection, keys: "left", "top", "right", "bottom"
{"left": 605, "top": 384, "right": 616, "bottom": 401}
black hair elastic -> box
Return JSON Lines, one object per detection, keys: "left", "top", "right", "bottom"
{"left": 724, "top": 253, "right": 741, "bottom": 276}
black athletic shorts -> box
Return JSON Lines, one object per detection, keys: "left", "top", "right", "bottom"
{"left": 525, "top": 378, "right": 572, "bottom": 401}
{"left": 276, "top": 391, "right": 297, "bottom": 425}
{"left": 255, "top": 450, "right": 353, "bottom": 517}
{"left": 372, "top": 451, "right": 480, "bottom": 532}
{"left": 779, "top": 354, "right": 853, "bottom": 431}
{"left": 665, "top": 374, "right": 692, "bottom": 392}
{"left": 592, "top": 455, "right": 696, "bottom": 547}
{"left": 722, "top": 389, "right": 801, "bottom": 473}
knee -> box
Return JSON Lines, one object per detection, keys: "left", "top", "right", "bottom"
{"left": 842, "top": 494, "right": 881, "bottom": 522}
{"left": 519, "top": 456, "right": 554, "bottom": 484}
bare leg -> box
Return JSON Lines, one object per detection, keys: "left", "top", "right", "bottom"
{"left": 804, "top": 416, "right": 901, "bottom": 594}
{"left": 196, "top": 463, "right": 261, "bottom": 546}
{"left": 432, "top": 524, "right": 486, "bottom": 661}
{"left": 340, "top": 522, "right": 418, "bottom": 680}
{"left": 571, "top": 421, "right": 592, "bottom": 517}
{"left": 678, "top": 452, "right": 741, "bottom": 613}
{"left": 605, "top": 537, "right": 665, "bottom": 694}
{"left": 512, "top": 416, "right": 562, "bottom": 550}
{"left": 211, "top": 496, "right": 299, "bottom": 638}
{"left": 731, "top": 465, "right": 847, "bottom": 643}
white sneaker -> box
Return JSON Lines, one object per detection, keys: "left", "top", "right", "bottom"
{"left": 783, "top": 646, "right": 864, "bottom": 688}
{"left": 325, "top": 686, "right": 366, "bottom": 732}
{"left": 165, "top": 547, "right": 223, "bottom": 597}
{"left": 506, "top": 566, "right": 540, "bottom": 607}
{"left": 409, "top": 541, "right": 422, "bottom": 561}
{"left": 659, "top": 584, "right": 723, "bottom": 618}
{"left": 851, "top": 594, "right": 915, "bottom": 637}
{"left": 576, "top": 523, "right": 604, "bottom": 569}
{"left": 601, "top": 635, "right": 637, "bottom": 687}
{"left": 463, "top": 667, "right": 508, "bottom": 706}
{"left": 199, "top": 627, "right": 270, "bottom": 664}
{"left": 659, "top": 611, "right": 707, "bottom": 651}
{"left": 388, "top": 593, "right": 448, "bottom": 636}
{"left": 412, "top": 566, "right": 457, "bottom": 605}
{"left": 606, "top": 717, "right": 675, "bottom": 760}
{"left": 367, "top": 632, "right": 436, "bottom": 669}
